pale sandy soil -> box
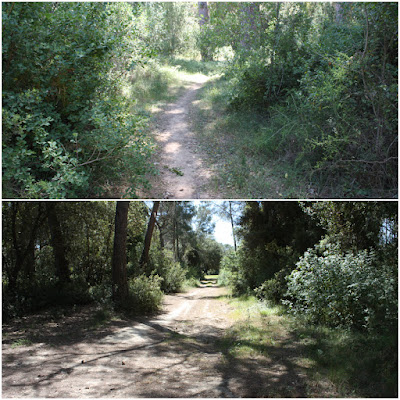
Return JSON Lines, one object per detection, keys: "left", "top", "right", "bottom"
{"left": 3, "top": 280, "right": 324, "bottom": 398}
{"left": 141, "top": 75, "right": 221, "bottom": 199}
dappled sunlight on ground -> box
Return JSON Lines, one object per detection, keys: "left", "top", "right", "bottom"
{"left": 143, "top": 75, "right": 221, "bottom": 199}
{"left": 2, "top": 279, "right": 337, "bottom": 398}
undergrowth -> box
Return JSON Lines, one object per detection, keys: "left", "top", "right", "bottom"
{"left": 189, "top": 71, "right": 397, "bottom": 198}
{"left": 219, "top": 294, "right": 398, "bottom": 397}
{"left": 190, "top": 77, "right": 311, "bottom": 198}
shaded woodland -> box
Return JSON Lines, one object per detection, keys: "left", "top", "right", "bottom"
{"left": 2, "top": 2, "right": 398, "bottom": 198}
{"left": 2, "top": 200, "right": 398, "bottom": 396}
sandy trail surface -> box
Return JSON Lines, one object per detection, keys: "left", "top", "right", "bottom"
{"left": 3, "top": 280, "right": 312, "bottom": 398}
{"left": 2, "top": 282, "right": 236, "bottom": 398}
{"left": 144, "top": 75, "right": 219, "bottom": 199}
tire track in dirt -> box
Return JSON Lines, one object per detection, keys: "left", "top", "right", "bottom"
{"left": 2, "top": 282, "right": 236, "bottom": 398}
{"left": 3, "top": 281, "right": 314, "bottom": 398}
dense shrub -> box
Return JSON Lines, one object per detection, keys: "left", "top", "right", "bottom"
{"left": 127, "top": 274, "right": 163, "bottom": 314}
{"left": 285, "top": 242, "right": 398, "bottom": 331}
{"left": 151, "top": 249, "right": 186, "bottom": 293}
{"left": 217, "top": 3, "right": 398, "bottom": 196}
{"left": 254, "top": 267, "right": 292, "bottom": 304}
{"left": 2, "top": 279, "right": 92, "bottom": 321}
{"left": 217, "top": 250, "right": 240, "bottom": 288}
{"left": 2, "top": 3, "right": 153, "bottom": 198}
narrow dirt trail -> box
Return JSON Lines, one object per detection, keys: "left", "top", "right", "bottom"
{"left": 144, "top": 75, "right": 219, "bottom": 199}
{"left": 2, "top": 281, "right": 236, "bottom": 398}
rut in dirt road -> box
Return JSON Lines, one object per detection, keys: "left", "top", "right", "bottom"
{"left": 2, "top": 280, "right": 309, "bottom": 398}
{"left": 2, "top": 281, "right": 236, "bottom": 398}
{"left": 148, "top": 76, "right": 217, "bottom": 199}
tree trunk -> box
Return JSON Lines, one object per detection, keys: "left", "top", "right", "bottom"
{"left": 112, "top": 201, "right": 130, "bottom": 306}
{"left": 198, "top": 2, "right": 213, "bottom": 61}
{"left": 140, "top": 201, "right": 160, "bottom": 267}
{"left": 240, "top": 2, "right": 258, "bottom": 50}
{"left": 198, "top": 2, "right": 209, "bottom": 26}
{"left": 46, "top": 202, "right": 70, "bottom": 285}
{"left": 229, "top": 202, "right": 237, "bottom": 252}
{"left": 334, "top": 2, "right": 344, "bottom": 23}
{"left": 8, "top": 203, "right": 44, "bottom": 292}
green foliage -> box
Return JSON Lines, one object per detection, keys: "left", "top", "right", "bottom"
{"left": 139, "top": 3, "right": 199, "bottom": 58}
{"left": 201, "top": 2, "right": 398, "bottom": 197}
{"left": 2, "top": 279, "right": 92, "bottom": 321}
{"left": 254, "top": 267, "right": 292, "bottom": 304}
{"left": 151, "top": 249, "right": 186, "bottom": 293}
{"left": 302, "top": 201, "right": 398, "bottom": 251}
{"left": 229, "top": 202, "right": 323, "bottom": 295}
{"left": 2, "top": 2, "right": 154, "bottom": 198}
{"left": 127, "top": 274, "right": 163, "bottom": 314}
{"left": 2, "top": 201, "right": 143, "bottom": 319}
{"left": 218, "top": 250, "right": 239, "bottom": 287}
{"left": 285, "top": 242, "right": 398, "bottom": 331}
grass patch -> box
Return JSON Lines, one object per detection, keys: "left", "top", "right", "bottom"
{"left": 204, "top": 274, "right": 219, "bottom": 280}
{"left": 182, "top": 277, "right": 201, "bottom": 291}
{"left": 162, "top": 57, "right": 226, "bottom": 76}
{"left": 128, "top": 60, "right": 189, "bottom": 114}
{"left": 189, "top": 76, "right": 312, "bottom": 198}
{"left": 219, "top": 294, "right": 398, "bottom": 397}
{"left": 293, "top": 322, "right": 398, "bottom": 397}
{"left": 128, "top": 57, "right": 223, "bottom": 115}
{"left": 11, "top": 338, "right": 33, "bottom": 348}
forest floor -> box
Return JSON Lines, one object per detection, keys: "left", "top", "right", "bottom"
{"left": 140, "top": 74, "right": 222, "bottom": 199}
{"left": 2, "top": 278, "right": 337, "bottom": 398}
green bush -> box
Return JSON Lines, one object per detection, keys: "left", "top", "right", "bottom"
{"left": 2, "top": 279, "right": 92, "bottom": 321}
{"left": 254, "top": 267, "right": 292, "bottom": 304}
{"left": 89, "top": 283, "right": 113, "bottom": 307}
{"left": 127, "top": 274, "right": 163, "bottom": 313}
{"left": 2, "top": 2, "right": 153, "bottom": 198}
{"left": 217, "top": 250, "right": 239, "bottom": 286}
{"left": 151, "top": 249, "right": 186, "bottom": 293}
{"left": 217, "top": 3, "right": 397, "bottom": 197}
{"left": 285, "top": 242, "right": 398, "bottom": 331}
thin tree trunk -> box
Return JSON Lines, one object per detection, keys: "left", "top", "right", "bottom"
{"left": 229, "top": 202, "right": 237, "bottom": 252}
{"left": 46, "top": 202, "right": 70, "bottom": 285}
{"left": 140, "top": 201, "right": 160, "bottom": 267}
{"left": 173, "top": 203, "right": 178, "bottom": 261}
{"left": 334, "top": 2, "right": 344, "bottom": 23}
{"left": 156, "top": 219, "right": 165, "bottom": 249}
{"left": 240, "top": 2, "right": 258, "bottom": 50}
{"left": 112, "top": 201, "right": 129, "bottom": 306}
{"left": 198, "top": 1, "right": 212, "bottom": 61}
{"left": 271, "top": 2, "right": 281, "bottom": 66}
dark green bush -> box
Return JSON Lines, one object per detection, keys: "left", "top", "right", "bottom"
{"left": 2, "top": 2, "right": 153, "bottom": 198}
{"left": 151, "top": 249, "right": 186, "bottom": 293}
{"left": 127, "top": 274, "right": 163, "bottom": 314}
{"left": 254, "top": 267, "right": 292, "bottom": 304}
{"left": 218, "top": 3, "right": 398, "bottom": 196}
{"left": 2, "top": 279, "right": 92, "bottom": 321}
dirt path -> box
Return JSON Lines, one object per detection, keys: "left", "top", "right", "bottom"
{"left": 2, "top": 280, "right": 312, "bottom": 398}
{"left": 2, "top": 281, "right": 234, "bottom": 398}
{"left": 143, "top": 76, "right": 219, "bottom": 199}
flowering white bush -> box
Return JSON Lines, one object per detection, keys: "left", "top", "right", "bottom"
{"left": 284, "top": 242, "right": 397, "bottom": 331}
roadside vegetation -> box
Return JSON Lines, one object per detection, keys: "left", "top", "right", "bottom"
{"left": 3, "top": 2, "right": 397, "bottom": 198}
{"left": 219, "top": 293, "right": 396, "bottom": 397}
{"left": 2, "top": 201, "right": 223, "bottom": 321}
{"left": 217, "top": 200, "right": 397, "bottom": 397}
{"left": 2, "top": 200, "right": 398, "bottom": 397}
